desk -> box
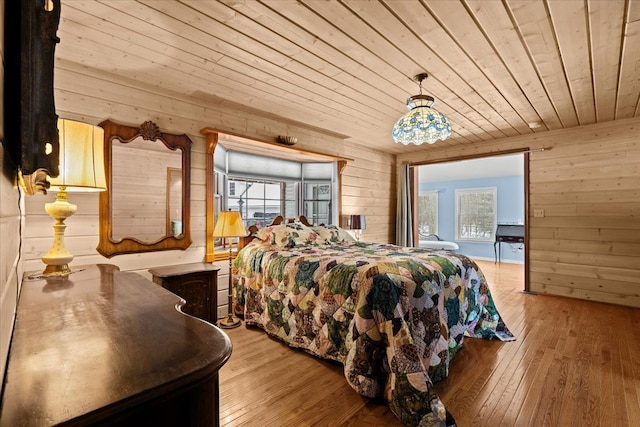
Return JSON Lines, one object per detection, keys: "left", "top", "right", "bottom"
{"left": 0, "top": 264, "right": 231, "bottom": 427}
{"left": 494, "top": 224, "right": 524, "bottom": 263}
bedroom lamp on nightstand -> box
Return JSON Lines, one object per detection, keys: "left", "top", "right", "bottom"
{"left": 38, "top": 119, "right": 106, "bottom": 277}
{"left": 213, "top": 210, "right": 248, "bottom": 329}
{"left": 348, "top": 215, "right": 366, "bottom": 241}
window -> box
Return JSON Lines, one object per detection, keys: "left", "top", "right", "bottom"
{"left": 303, "top": 182, "right": 331, "bottom": 225}
{"left": 204, "top": 129, "right": 348, "bottom": 262}
{"left": 417, "top": 190, "right": 438, "bottom": 238}
{"left": 212, "top": 145, "right": 338, "bottom": 251}
{"left": 227, "top": 177, "right": 297, "bottom": 229}
{"left": 455, "top": 187, "right": 497, "bottom": 242}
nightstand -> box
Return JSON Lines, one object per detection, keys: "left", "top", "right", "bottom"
{"left": 150, "top": 263, "right": 220, "bottom": 323}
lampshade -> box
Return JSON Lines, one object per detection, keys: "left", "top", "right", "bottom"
{"left": 348, "top": 215, "right": 366, "bottom": 230}
{"left": 51, "top": 119, "right": 107, "bottom": 192}
{"left": 213, "top": 210, "right": 248, "bottom": 238}
{"left": 392, "top": 73, "right": 452, "bottom": 146}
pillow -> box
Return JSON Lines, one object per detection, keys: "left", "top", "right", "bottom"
{"left": 312, "top": 225, "right": 355, "bottom": 243}
{"left": 255, "top": 223, "right": 325, "bottom": 248}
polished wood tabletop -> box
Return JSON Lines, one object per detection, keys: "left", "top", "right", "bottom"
{"left": 0, "top": 264, "right": 232, "bottom": 426}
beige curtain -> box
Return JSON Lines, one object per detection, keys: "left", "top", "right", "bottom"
{"left": 396, "top": 164, "right": 413, "bottom": 247}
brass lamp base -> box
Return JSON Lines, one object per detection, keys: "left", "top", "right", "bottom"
{"left": 42, "top": 187, "right": 76, "bottom": 277}
{"left": 217, "top": 313, "right": 242, "bottom": 329}
{"left": 42, "top": 263, "right": 72, "bottom": 277}
{"left": 217, "top": 241, "right": 243, "bottom": 329}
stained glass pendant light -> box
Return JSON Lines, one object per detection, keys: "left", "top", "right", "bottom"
{"left": 392, "top": 73, "right": 452, "bottom": 145}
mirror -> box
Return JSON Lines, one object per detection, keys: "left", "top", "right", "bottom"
{"left": 97, "top": 120, "right": 192, "bottom": 257}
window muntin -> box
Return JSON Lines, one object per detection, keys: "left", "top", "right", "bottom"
{"left": 455, "top": 187, "right": 497, "bottom": 242}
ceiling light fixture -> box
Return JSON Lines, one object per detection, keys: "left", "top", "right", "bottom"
{"left": 528, "top": 121, "right": 543, "bottom": 129}
{"left": 392, "top": 73, "right": 452, "bottom": 145}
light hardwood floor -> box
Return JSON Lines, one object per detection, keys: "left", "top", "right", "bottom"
{"left": 219, "top": 260, "right": 640, "bottom": 426}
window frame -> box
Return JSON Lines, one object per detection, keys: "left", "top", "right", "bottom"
{"left": 215, "top": 170, "right": 336, "bottom": 253}
{"left": 455, "top": 187, "right": 497, "bottom": 243}
{"left": 302, "top": 181, "right": 332, "bottom": 226}
{"left": 225, "top": 176, "right": 297, "bottom": 229}
{"left": 417, "top": 190, "right": 439, "bottom": 238}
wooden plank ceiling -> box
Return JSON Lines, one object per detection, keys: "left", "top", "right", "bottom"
{"left": 56, "top": 0, "right": 640, "bottom": 155}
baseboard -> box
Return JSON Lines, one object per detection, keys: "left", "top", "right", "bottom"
{"left": 470, "top": 256, "right": 524, "bottom": 265}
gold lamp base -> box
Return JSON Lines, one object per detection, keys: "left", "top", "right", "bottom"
{"left": 217, "top": 313, "right": 242, "bottom": 329}
{"left": 42, "top": 263, "right": 72, "bottom": 277}
{"left": 216, "top": 237, "right": 245, "bottom": 330}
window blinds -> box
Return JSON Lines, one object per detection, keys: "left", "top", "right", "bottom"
{"left": 217, "top": 149, "right": 333, "bottom": 181}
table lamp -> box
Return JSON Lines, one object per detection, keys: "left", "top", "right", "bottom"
{"left": 41, "top": 119, "right": 106, "bottom": 276}
{"left": 348, "top": 214, "right": 366, "bottom": 241}
{"left": 213, "top": 209, "right": 248, "bottom": 328}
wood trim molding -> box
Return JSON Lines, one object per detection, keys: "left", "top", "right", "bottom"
{"left": 205, "top": 132, "right": 219, "bottom": 263}
{"left": 408, "top": 148, "right": 528, "bottom": 167}
{"left": 200, "top": 127, "right": 352, "bottom": 163}
{"left": 337, "top": 160, "right": 347, "bottom": 228}
{"left": 523, "top": 151, "right": 530, "bottom": 293}
{"left": 410, "top": 165, "right": 419, "bottom": 246}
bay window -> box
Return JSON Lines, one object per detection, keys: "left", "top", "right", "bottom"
{"left": 213, "top": 145, "right": 337, "bottom": 251}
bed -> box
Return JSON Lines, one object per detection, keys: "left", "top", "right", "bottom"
{"left": 232, "top": 216, "right": 513, "bottom": 426}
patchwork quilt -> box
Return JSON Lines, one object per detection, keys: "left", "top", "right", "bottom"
{"left": 233, "top": 239, "right": 513, "bottom": 426}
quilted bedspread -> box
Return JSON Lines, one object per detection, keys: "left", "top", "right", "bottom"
{"left": 233, "top": 240, "right": 513, "bottom": 426}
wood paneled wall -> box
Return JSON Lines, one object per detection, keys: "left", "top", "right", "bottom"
{"left": 20, "top": 62, "right": 395, "bottom": 315}
{"left": 0, "top": 146, "right": 20, "bottom": 391}
{"left": 397, "top": 117, "right": 640, "bottom": 308}
{"left": 0, "top": 5, "right": 23, "bottom": 383}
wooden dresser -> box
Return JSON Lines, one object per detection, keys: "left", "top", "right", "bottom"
{"left": 0, "top": 264, "right": 232, "bottom": 427}
{"left": 149, "top": 263, "right": 219, "bottom": 323}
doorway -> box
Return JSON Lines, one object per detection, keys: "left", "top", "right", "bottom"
{"left": 414, "top": 151, "right": 528, "bottom": 291}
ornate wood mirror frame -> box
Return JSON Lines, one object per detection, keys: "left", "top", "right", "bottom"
{"left": 97, "top": 120, "right": 192, "bottom": 257}
{"left": 201, "top": 127, "right": 350, "bottom": 262}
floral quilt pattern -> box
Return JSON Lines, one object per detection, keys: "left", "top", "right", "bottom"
{"left": 233, "top": 241, "right": 513, "bottom": 426}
